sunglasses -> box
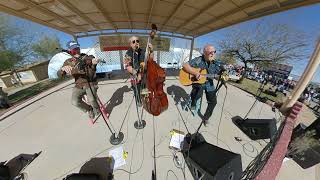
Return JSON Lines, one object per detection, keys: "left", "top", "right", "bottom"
{"left": 132, "top": 40, "right": 139, "bottom": 44}
{"left": 208, "top": 50, "right": 216, "bottom": 55}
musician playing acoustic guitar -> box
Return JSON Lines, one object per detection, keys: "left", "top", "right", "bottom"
{"left": 124, "top": 36, "right": 153, "bottom": 106}
{"left": 182, "top": 45, "right": 223, "bottom": 125}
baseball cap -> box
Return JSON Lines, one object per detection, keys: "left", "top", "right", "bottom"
{"left": 66, "top": 41, "right": 80, "bottom": 50}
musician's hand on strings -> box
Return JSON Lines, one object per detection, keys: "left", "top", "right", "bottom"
{"left": 124, "top": 55, "right": 132, "bottom": 65}
{"left": 132, "top": 69, "right": 138, "bottom": 75}
{"left": 148, "top": 43, "right": 153, "bottom": 51}
{"left": 137, "top": 73, "right": 142, "bottom": 81}
{"left": 195, "top": 72, "right": 204, "bottom": 80}
{"left": 92, "top": 58, "right": 100, "bottom": 65}
{"left": 61, "top": 65, "right": 73, "bottom": 75}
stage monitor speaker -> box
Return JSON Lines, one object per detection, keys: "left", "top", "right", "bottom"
{"left": 183, "top": 141, "right": 242, "bottom": 180}
{"left": 0, "top": 164, "right": 10, "bottom": 180}
{"left": 64, "top": 173, "right": 100, "bottom": 180}
{"left": 291, "top": 148, "right": 320, "bottom": 169}
{"left": 289, "top": 118, "right": 320, "bottom": 169}
{"left": 291, "top": 123, "right": 307, "bottom": 140}
{"left": 232, "top": 116, "right": 277, "bottom": 140}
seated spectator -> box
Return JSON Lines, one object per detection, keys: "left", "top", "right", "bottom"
{"left": 0, "top": 87, "right": 10, "bottom": 109}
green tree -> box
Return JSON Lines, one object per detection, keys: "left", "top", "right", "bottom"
{"left": 32, "top": 35, "right": 61, "bottom": 60}
{"left": 0, "top": 14, "right": 35, "bottom": 72}
{"left": 0, "top": 50, "right": 22, "bottom": 71}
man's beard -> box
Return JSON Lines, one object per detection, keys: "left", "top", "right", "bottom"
{"left": 133, "top": 44, "right": 139, "bottom": 51}
{"left": 208, "top": 56, "right": 215, "bottom": 62}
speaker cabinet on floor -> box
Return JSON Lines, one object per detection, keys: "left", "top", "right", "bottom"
{"left": 289, "top": 118, "right": 320, "bottom": 169}
{"left": 183, "top": 141, "right": 242, "bottom": 180}
{"left": 232, "top": 116, "right": 277, "bottom": 140}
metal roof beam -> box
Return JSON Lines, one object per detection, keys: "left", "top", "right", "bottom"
{"left": 275, "top": 0, "right": 281, "bottom": 8}
{"left": 189, "top": 0, "right": 267, "bottom": 35}
{"left": 122, "top": 0, "right": 132, "bottom": 29}
{"left": 175, "top": 0, "right": 223, "bottom": 32}
{"left": 0, "top": 3, "right": 73, "bottom": 35}
{"left": 57, "top": 0, "right": 101, "bottom": 30}
{"left": 19, "top": 0, "right": 86, "bottom": 32}
{"left": 92, "top": 0, "right": 118, "bottom": 29}
{"left": 146, "top": 0, "right": 156, "bottom": 29}
{"left": 228, "top": 0, "right": 249, "bottom": 16}
{"left": 161, "top": 0, "right": 187, "bottom": 31}
{"left": 76, "top": 31, "right": 193, "bottom": 40}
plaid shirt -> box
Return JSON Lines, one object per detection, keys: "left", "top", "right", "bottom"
{"left": 124, "top": 48, "right": 146, "bottom": 72}
{"left": 188, "top": 56, "right": 223, "bottom": 92}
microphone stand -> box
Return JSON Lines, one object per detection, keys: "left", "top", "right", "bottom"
{"left": 132, "top": 48, "right": 146, "bottom": 129}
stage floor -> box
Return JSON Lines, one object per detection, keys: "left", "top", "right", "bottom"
{"left": 0, "top": 77, "right": 315, "bottom": 180}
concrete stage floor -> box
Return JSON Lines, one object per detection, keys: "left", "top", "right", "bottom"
{"left": 0, "top": 77, "right": 315, "bottom": 180}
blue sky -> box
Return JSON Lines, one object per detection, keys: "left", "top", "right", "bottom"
{"left": 196, "top": 4, "right": 320, "bottom": 81}
{"left": 3, "top": 3, "right": 320, "bottom": 81}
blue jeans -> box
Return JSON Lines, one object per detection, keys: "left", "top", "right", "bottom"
{"left": 191, "top": 84, "right": 217, "bottom": 120}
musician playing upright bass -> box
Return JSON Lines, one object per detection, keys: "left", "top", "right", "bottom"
{"left": 124, "top": 36, "right": 153, "bottom": 106}
{"left": 182, "top": 44, "right": 224, "bottom": 126}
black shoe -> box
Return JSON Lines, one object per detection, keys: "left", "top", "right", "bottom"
{"left": 198, "top": 112, "right": 209, "bottom": 126}
{"left": 88, "top": 108, "right": 95, "bottom": 119}
{"left": 190, "top": 105, "right": 196, "bottom": 111}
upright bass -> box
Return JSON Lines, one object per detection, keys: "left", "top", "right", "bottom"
{"left": 140, "top": 24, "right": 168, "bottom": 116}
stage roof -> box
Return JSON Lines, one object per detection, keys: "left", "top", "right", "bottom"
{"left": 0, "top": 0, "right": 318, "bottom": 38}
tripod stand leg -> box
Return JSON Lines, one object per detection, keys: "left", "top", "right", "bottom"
{"left": 132, "top": 81, "right": 146, "bottom": 129}
{"left": 134, "top": 104, "right": 146, "bottom": 129}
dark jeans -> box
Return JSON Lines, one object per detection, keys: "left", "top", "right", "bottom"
{"left": 191, "top": 84, "right": 217, "bottom": 120}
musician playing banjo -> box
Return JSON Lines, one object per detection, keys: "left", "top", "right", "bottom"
{"left": 182, "top": 44, "right": 223, "bottom": 126}
{"left": 124, "top": 36, "right": 153, "bottom": 106}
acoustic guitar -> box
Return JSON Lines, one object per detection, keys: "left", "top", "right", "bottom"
{"left": 179, "top": 67, "right": 216, "bottom": 86}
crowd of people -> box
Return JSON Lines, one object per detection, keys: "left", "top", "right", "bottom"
{"left": 301, "top": 85, "right": 318, "bottom": 105}
{"left": 225, "top": 64, "right": 297, "bottom": 95}
{"left": 245, "top": 70, "right": 297, "bottom": 95}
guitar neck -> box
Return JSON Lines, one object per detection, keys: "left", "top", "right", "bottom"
{"left": 204, "top": 74, "right": 216, "bottom": 78}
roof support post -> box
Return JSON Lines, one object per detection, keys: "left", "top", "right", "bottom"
{"left": 280, "top": 40, "right": 320, "bottom": 113}
{"left": 157, "top": 50, "right": 161, "bottom": 64}
{"left": 119, "top": 50, "right": 124, "bottom": 70}
{"left": 73, "top": 35, "right": 78, "bottom": 43}
{"left": 189, "top": 37, "right": 195, "bottom": 62}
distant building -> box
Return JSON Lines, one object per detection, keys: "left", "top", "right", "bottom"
{"left": 80, "top": 47, "right": 201, "bottom": 73}
{"left": 0, "top": 61, "right": 49, "bottom": 88}
{"left": 262, "top": 63, "right": 293, "bottom": 79}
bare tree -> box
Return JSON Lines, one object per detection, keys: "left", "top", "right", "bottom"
{"left": 219, "top": 22, "right": 308, "bottom": 78}
{"left": 217, "top": 51, "right": 236, "bottom": 65}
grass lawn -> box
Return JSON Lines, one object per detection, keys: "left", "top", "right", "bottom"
{"left": 8, "top": 78, "right": 70, "bottom": 104}
{"left": 229, "top": 78, "right": 286, "bottom": 103}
